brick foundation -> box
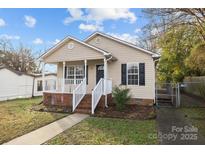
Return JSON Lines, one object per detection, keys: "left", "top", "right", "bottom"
{"left": 43, "top": 92, "right": 153, "bottom": 114}
{"left": 96, "top": 94, "right": 113, "bottom": 109}
{"left": 129, "top": 98, "right": 154, "bottom": 106}
{"left": 43, "top": 92, "right": 72, "bottom": 108}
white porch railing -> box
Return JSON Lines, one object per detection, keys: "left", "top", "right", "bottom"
{"left": 104, "top": 79, "right": 112, "bottom": 95}
{"left": 72, "top": 78, "right": 86, "bottom": 112}
{"left": 44, "top": 78, "right": 83, "bottom": 93}
{"left": 92, "top": 78, "right": 112, "bottom": 114}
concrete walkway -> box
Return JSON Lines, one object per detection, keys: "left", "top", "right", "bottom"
{"left": 157, "top": 108, "right": 205, "bottom": 144}
{"left": 4, "top": 113, "right": 89, "bottom": 145}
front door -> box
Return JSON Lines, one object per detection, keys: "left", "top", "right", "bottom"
{"left": 96, "top": 64, "right": 104, "bottom": 84}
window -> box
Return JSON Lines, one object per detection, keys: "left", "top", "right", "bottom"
{"left": 37, "top": 80, "right": 43, "bottom": 91}
{"left": 66, "top": 65, "right": 84, "bottom": 84}
{"left": 127, "top": 63, "right": 139, "bottom": 85}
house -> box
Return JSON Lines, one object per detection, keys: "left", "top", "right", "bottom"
{"left": 39, "top": 32, "right": 159, "bottom": 114}
{"left": 0, "top": 65, "right": 56, "bottom": 101}
{"left": 33, "top": 73, "right": 57, "bottom": 96}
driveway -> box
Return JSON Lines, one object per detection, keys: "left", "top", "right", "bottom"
{"left": 157, "top": 107, "right": 205, "bottom": 144}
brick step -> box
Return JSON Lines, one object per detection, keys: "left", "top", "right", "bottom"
{"left": 74, "top": 108, "right": 91, "bottom": 114}
{"left": 75, "top": 94, "right": 92, "bottom": 111}
{"left": 77, "top": 105, "right": 91, "bottom": 109}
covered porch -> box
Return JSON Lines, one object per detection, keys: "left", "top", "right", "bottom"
{"left": 40, "top": 36, "right": 114, "bottom": 114}
{"left": 42, "top": 58, "right": 112, "bottom": 114}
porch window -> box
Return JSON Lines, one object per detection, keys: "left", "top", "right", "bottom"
{"left": 127, "top": 63, "right": 139, "bottom": 85}
{"left": 66, "top": 65, "right": 84, "bottom": 84}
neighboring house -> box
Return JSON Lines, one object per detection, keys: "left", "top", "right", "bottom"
{"left": 0, "top": 66, "right": 56, "bottom": 101}
{"left": 33, "top": 73, "right": 57, "bottom": 96}
{"left": 39, "top": 32, "right": 159, "bottom": 114}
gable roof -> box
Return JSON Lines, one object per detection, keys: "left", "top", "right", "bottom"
{"left": 84, "top": 31, "right": 157, "bottom": 56}
{"left": 39, "top": 36, "right": 110, "bottom": 60}
{"left": 0, "top": 65, "right": 56, "bottom": 78}
{"left": 0, "top": 65, "right": 34, "bottom": 77}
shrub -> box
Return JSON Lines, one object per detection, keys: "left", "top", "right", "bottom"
{"left": 112, "top": 86, "right": 131, "bottom": 111}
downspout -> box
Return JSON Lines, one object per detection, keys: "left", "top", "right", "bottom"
{"left": 153, "top": 55, "right": 160, "bottom": 105}
{"left": 104, "top": 54, "right": 112, "bottom": 108}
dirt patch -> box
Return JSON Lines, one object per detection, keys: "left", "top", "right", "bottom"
{"left": 94, "top": 104, "right": 156, "bottom": 120}
{"left": 31, "top": 103, "right": 72, "bottom": 113}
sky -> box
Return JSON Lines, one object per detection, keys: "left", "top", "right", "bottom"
{"left": 0, "top": 8, "right": 148, "bottom": 72}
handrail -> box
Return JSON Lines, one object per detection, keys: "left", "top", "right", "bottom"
{"left": 104, "top": 79, "right": 112, "bottom": 95}
{"left": 91, "top": 78, "right": 104, "bottom": 114}
{"left": 72, "top": 78, "right": 86, "bottom": 112}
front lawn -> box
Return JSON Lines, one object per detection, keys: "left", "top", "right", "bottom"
{"left": 45, "top": 117, "right": 158, "bottom": 145}
{"left": 181, "top": 108, "right": 205, "bottom": 137}
{"left": 0, "top": 97, "right": 68, "bottom": 144}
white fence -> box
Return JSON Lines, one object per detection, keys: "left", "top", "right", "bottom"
{"left": 72, "top": 78, "right": 86, "bottom": 111}
{"left": 155, "top": 82, "right": 180, "bottom": 108}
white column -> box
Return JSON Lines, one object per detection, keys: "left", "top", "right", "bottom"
{"left": 104, "top": 58, "right": 108, "bottom": 107}
{"left": 62, "top": 61, "right": 66, "bottom": 92}
{"left": 42, "top": 62, "right": 45, "bottom": 91}
{"left": 84, "top": 59, "right": 87, "bottom": 81}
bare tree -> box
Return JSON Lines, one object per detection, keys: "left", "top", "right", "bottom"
{"left": 0, "top": 40, "right": 38, "bottom": 73}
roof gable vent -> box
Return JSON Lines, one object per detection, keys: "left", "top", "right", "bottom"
{"left": 95, "top": 37, "right": 100, "bottom": 44}
{"left": 68, "top": 42, "right": 74, "bottom": 49}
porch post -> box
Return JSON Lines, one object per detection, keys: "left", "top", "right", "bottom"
{"left": 104, "top": 58, "right": 108, "bottom": 107}
{"left": 42, "top": 62, "right": 45, "bottom": 91}
{"left": 62, "top": 61, "right": 65, "bottom": 92}
{"left": 84, "top": 59, "right": 87, "bottom": 82}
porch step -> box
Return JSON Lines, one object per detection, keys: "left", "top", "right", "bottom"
{"left": 75, "top": 94, "right": 92, "bottom": 113}
{"left": 157, "top": 89, "right": 168, "bottom": 94}
{"left": 157, "top": 94, "right": 172, "bottom": 99}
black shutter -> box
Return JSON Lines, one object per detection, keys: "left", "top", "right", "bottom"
{"left": 86, "top": 65, "right": 88, "bottom": 84}
{"left": 121, "top": 64, "right": 127, "bottom": 85}
{"left": 64, "top": 66, "right": 67, "bottom": 78}
{"left": 139, "top": 63, "right": 145, "bottom": 86}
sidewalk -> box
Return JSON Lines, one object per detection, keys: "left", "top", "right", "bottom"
{"left": 4, "top": 113, "right": 89, "bottom": 145}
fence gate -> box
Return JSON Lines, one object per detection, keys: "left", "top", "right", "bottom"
{"left": 155, "top": 83, "right": 180, "bottom": 108}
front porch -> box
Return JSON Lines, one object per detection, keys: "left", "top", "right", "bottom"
{"left": 42, "top": 58, "right": 113, "bottom": 114}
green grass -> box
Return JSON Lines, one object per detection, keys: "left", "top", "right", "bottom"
{"left": 45, "top": 117, "right": 158, "bottom": 145}
{"left": 181, "top": 108, "right": 205, "bottom": 137}
{"left": 0, "top": 97, "right": 68, "bottom": 144}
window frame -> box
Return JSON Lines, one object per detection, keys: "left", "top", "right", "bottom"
{"left": 66, "top": 65, "right": 85, "bottom": 83}
{"left": 126, "top": 62, "right": 139, "bottom": 85}
{"left": 37, "top": 80, "right": 43, "bottom": 91}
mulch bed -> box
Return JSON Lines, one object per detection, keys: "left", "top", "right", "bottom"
{"left": 32, "top": 102, "right": 156, "bottom": 120}
{"left": 94, "top": 104, "right": 157, "bottom": 120}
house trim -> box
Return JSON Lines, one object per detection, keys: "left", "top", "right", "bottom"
{"left": 39, "top": 35, "right": 111, "bottom": 60}
{"left": 84, "top": 31, "right": 156, "bottom": 56}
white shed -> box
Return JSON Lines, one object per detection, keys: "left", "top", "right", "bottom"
{"left": 0, "top": 66, "right": 56, "bottom": 101}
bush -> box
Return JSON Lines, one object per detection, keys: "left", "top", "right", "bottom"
{"left": 112, "top": 86, "right": 131, "bottom": 111}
